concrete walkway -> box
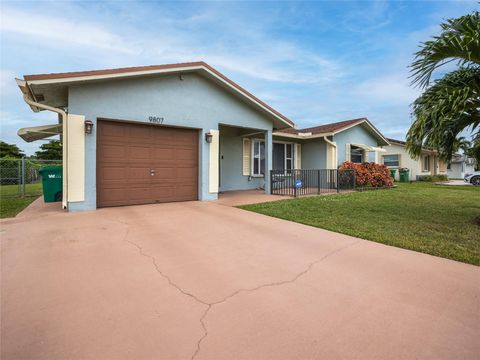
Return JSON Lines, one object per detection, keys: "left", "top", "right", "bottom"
{"left": 1, "top": 199, "right": 479, "bottom": 359}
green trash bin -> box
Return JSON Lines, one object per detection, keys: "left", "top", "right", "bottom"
{"left": 389, "top": 169, "right": 396, "bottom": 181}
{"left": 39, "top": 166, "right": 63, "bottom": 202}
{"left": 399, "top": 169, "right": 410, "bottom": 183}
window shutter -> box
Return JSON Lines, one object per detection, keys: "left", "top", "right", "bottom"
{"left": 346, "top": 144, "right": 351, "bottom": 162}
{"left": 242, "top": 138, "right": 251, "bottom": 176}
{"left": 294, "top": 143, "right": 301, "bottom": 169}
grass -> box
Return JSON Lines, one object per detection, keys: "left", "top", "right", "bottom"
{"left": 241, "top": 182, "right": 480, "bottom": 265}
{"left": 0, "top": 183, "right": 42, "bottom": 219}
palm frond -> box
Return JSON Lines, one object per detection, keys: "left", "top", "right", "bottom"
{"left": 410, "top": 11, "right": 480, "bottom": 88}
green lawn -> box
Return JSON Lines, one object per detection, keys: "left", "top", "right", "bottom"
{"left": 241, "top": 183, "right": 480, "bottom": 265}
{"left": 0, "top": 183, "right": 42, "bottom": 219}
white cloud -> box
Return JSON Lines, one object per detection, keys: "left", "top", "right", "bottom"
{"left": 0, "top": 7, "right": 141, "bottom": 55}
{"left": 352, "top": 73, "right": 420, "bottom": 106}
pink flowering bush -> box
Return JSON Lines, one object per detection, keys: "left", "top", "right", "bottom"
{"left": 339, "top": 161, "right": 394, "bottom": 188}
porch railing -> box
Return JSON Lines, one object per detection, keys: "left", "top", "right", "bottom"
{"left": 270, "top": 169, "right": 356, "bottom": 197}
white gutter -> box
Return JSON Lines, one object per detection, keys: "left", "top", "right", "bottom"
{"left": 273, "top": 131, "right": 333, "bottom": 140}
{"left": 323, "top": 136, "right": 337, "bottom": 148}
{"left": 22, "top": 95, "right": 68, "bottom": 210}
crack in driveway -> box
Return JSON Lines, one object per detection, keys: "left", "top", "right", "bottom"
{"left": 123, "top": 227, "right": 361, "bottom": 360}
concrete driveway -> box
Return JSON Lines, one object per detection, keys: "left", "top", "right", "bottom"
{"left": 1, "top": 198, "right": 479, "bottom": 359}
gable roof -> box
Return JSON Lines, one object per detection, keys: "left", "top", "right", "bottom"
{"left": 17, "top": 61, "right": 294, "bottom": 129}
{"left": 387, "top": 138, "right": 407, "bottom": 146}
{"left": 281, "top": 118, "right": 365, "bottom": 135}
{"left": 388, "top": 138, "right": 440, "bottom": 154}
{"left": 276, "top": 118, "right": 389, "bottom": 145}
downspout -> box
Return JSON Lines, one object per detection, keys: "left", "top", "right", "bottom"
{"left": 323, "top": 136, "right": 337, "bottom": 168}
{"left": 22, "top": 96, "right": 68, "bottom": 210}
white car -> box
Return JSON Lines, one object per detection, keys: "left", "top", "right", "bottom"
{"left": 464, "top": 171, "right": 480, "bottom": 186}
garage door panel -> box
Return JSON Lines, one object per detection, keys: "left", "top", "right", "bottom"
{"left": 101, "top": 166, "right": 127, "bottom": 181}
{"left": 174, "top": 185, "right": 197, "bottom": 199}
{"left": 130, "top": 126, "right": 151, "bottom": 140}
{"left": 152, "top": 167, "right": 176, "bottom": 179}
{"left": 129, "top": 146, "right": 151, "bottom": 160}
{"left": 176, "top": 167, "right": 197, "bottom": 179}
{"left": 175, "top": 148, "right": 197, "bottom": 160}
{"left": 97, "top": 120, "right": 198, "bottom": 207}
{"left": 150, "top": 185, "right": 176, "bottom": 200}
{"left": 101, "top": 144, "right": 127, "bottom": 159}
{"left": 128, "top": 167, "right": 153, "bottom": 181}
{"left": 152, "top": 147, "right": 175, "bottom": 159}
{"left": 102, "top": 122, "right": 126, "bottom": 138}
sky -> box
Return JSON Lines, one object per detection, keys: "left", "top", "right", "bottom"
{"left": 0, "top": 0, "right": 478, "bottom": 155}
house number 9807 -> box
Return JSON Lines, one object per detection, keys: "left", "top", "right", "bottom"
{"left": 149, "top": 116, "right": 164, "bottom": 124}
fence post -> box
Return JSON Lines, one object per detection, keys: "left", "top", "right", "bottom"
{"left": 293, "top": 170, "right": 297, "bottom": 197}
{"left": 336, "top": 170, "right": 340, "bottom": 193}
{"left": 317, "top": 170, "right": 320, "bottom": 194}
{"left": 270, "top": 170, "right": 273, "bottom": 195}
{"left": 353, "top": 170, "right": 356, "bottom": 191}
{"left": 17, "top": 159, "right": 21, "bottom": 196}
{"left": 21, "top": 157, "right": 26, "bottom": 196}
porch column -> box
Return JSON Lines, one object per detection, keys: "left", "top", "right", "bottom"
{"left": 264, "top": 129, "right": 272, "bottom": 194}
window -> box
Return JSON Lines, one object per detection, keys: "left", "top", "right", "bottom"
{"left": 447, "top": 163, "right": 451, "bottom": 170}
{"left": 252, "top": 139, "right": 265, "bottom": 176}
{"left": 273, "top": 142, "right": 294, "bottom": 173}
{"left": 350, "top": 146, "right": 363, "bottom": 163}
{"left": 423, "top": 155, "right": 430, "bottom": 172}
{"left": 383, "top": 154, "right": 400, "bottom": 167}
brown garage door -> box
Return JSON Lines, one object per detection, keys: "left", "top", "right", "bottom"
{"left": 97, "top": 120, "right": 198, "bottom": 207}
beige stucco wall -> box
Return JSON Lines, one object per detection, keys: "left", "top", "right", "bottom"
{"left": 380, "top": 143, "right": 447, "bottom": 180}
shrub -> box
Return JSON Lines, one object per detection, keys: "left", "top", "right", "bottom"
{"left": 417, "top": 175, "right": 448, "bottom": 182}
{"left": 339, "top": 161, "right": 394, "bottom": 188}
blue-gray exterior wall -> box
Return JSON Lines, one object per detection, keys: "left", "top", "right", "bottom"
{"left": 219, "top": 128, "right": 265, "bottom": 191}
{"left": 301, "top": 139, "right": 327, "bottom": 169}
{"left": 68, "top": 73, "right": 275, "bottom": 211}
{"left": 334, "top": 125, "right": 379, "bottom": 164}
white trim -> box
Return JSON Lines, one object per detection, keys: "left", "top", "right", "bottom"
{"left": 251, "top": 138, "right": 265, "bottom": 176}
{"left": 273, "top": 141, "right": 294, "bottom": 171}
{"left": 273, "top": 131, "right": 333, "bottom": 139}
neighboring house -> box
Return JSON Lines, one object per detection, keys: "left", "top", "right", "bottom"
{"left": 447, "top": 154, "right": 476, "bottom": 179}
{"left": 380, "top": 138, "right": 448, "bottom": 180}
{"left": 272, "top": 118, "right": 390, "bottom": 170}
{"left": 16, "top": 62, "right": 390, "bottom": 212}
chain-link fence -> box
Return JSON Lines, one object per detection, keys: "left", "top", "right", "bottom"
{"left": 0, "top": 158, "right": 62, "bottom": 198}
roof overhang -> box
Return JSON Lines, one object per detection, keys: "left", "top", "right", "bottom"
{"left": 273, "top": 131, "right": 332, "bottom": 139}
{"left": 351, "top": 143, "right": 387, "bottom": 152}
{"left": 274, "top": 118, "right": 389, "bottom": 146}
{"left": 17, "top": 62, "right": 294, "bottom": 130}
{"left": 18, "top": 123, "right": 62, "bottom": 142}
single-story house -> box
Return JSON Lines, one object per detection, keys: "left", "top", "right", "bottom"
{"left": 273, "top": 118, "right": 390, "bottom": 170}
{"left": 16, "top": 62, "right": 388, "bottom": 211}
{"left": 380, "top": 138, "right": 447, "bottom": 180}
{"left": 447, "top": 154, "right": 476, "bottom": 179}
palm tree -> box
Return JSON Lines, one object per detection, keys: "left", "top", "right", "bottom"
{"left": 406, "top": 11, "right": 480, "bottom": 164}
{"left": 452, "top": 136, "right": 471, "bottom": 154}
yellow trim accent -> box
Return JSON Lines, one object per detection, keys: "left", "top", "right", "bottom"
{"left": 242, "top": 138, "right": 251, "bottom": 176}
{"left": 66, "top": 114, "right": 85, "bottom": 202}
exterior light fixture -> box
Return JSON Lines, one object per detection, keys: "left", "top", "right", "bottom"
{"left": 84, "top": 120, "right": 94, "bottom": 134}
{"left": 205, "top": 132, "right": 213, "bottom": 143}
